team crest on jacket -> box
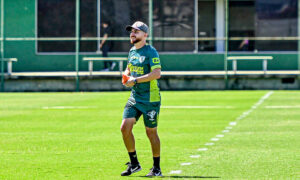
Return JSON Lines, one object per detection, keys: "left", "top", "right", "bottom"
{"left": 139, "top": 56, "right": 146, "bottom": 63}
{"left": 147, "top": 110, "right": 156, "bottom": 121}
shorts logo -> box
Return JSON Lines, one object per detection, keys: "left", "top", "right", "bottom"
{"left": 139, "top": 56, "right": 146, "bottom": 63}
{"left": 147, "top": 110, "right": 156, "bottom": 121}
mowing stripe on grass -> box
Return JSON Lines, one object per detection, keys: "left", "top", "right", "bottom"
{"left": 265, "top": 105, "right": 300, "bottom": 108}
{"left": 42, "top": 106, "right": 98, "bottom": 109}
{"left": 161, "top": 106, "right": 234, "bottom": 109}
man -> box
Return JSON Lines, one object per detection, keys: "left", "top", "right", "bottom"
{"left": 120, "top": 21, "right": 162, "bottom": 177}
{"left": 99, "top": 21, "right": 116, "bottom": 71}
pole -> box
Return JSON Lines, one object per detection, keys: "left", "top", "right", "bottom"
{"left": 224, "top": 0, "right": 229, "bottom": 89}
{"left": 297, "top": 0, "right": 300, "bottom": 89}
{"left": 149, "top": 0, "right": 153, "bottom": 45}
{"left": 75, "top": 0, "right": 80, "bottom": 91}
{"left": 0, "top": 0, "right": 4, "bottom": 92}
{"left": 298, "top": 0, "right": 300, "bottom": 75}
{"left": 194, "top": 0, "right": 198, "bottom": 53}
{"left": 97, "top": 0, "right": 100, "bottom": 52}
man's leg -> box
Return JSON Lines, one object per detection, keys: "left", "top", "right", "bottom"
{"left": 145, "top": 127, "right": 162, "bottom": 176}
{"left": 120, "top": 118, "right": 136, "bottom": 152}
{"left": 120, "top": 118, "right": 141, "bottom": 176}
{"left": 146, "top": 127, "right": 160, "bottom": 158}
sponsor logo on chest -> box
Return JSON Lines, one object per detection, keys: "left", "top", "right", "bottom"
{"left": 130, "top": 56, "right": 146, "bottom": 64}
{"left": 139, "top": 56, "right": 146, "bottom": 63}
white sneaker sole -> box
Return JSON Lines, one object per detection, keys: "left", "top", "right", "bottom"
{"left": 132, "top": 167, "right": 142, "bottom": 174}
{"left": 146, "top": 173, "right": 163, "bottom": 177}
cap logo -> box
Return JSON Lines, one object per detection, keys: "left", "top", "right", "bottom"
{"left": 126, "top": 21, "right": 148, "bottom": 33}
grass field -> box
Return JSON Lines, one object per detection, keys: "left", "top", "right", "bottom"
{"left": 0, "top": 91, "right": 299, "bottom": 179}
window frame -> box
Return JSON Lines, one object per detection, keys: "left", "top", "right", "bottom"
{"left": 35, "top": 0, "right": 100, "bottom": 55}
{"left": 35, "top": 0, "right": 298, "bottom": 54}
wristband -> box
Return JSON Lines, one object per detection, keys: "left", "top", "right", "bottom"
{"left": 134, "top": 78, "right": 138, "bottom": 85}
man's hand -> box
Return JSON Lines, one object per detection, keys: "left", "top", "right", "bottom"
{"left": 125, "top": 77, "right": 136, "bottom": 87}
{"left": 122, "top": 74, "right": 135, "bottom": 87}
{"left": 122, "top": 74, "right": 130, "bottom": 85}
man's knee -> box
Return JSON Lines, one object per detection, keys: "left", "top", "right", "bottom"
{"left": 146, "top": 127, "right": 158, "bottom": 138}
{"left": 120, "top": 118, "right": 136, "bottom": 136}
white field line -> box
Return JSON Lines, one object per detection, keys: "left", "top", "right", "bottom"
{"left": 171, "top": 91, "right": 274, "bottom": 175}
{"left": 229, "top": 122, "right": 237, "bottom": 126}
{"left": 205, "top": 143, "right": 214, "bottom": 146}
{"left": 181, "top": 162, "right": 192, "bottom": 166}
{"left": 265, "top": 105, "right": 300, "bottom": 109}
{"left": 234, "top": 91, "right": 274, "bottom": 122}
{"left": 197, "top": 148, "right": 208, "bottom": 151}
{"left": 161, "top": 106, "right": 234, "bottom": 109}
{"left": 42, "top": 106, "right": 97, "bottom": 109}
{"left": 208, "top": 91, "right": 273, "bottom": 145}
{"left": 169, "top": 170, "right": 182, "bottom": 174}
{"left": 190, "top": 155, "right": 200, "bottom": 158}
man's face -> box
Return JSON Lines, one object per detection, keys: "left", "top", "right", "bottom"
{"left": 130, "top": 28, "right": 146, "bottom": 44}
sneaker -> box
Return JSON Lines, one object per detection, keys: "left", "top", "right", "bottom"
{"left": 121, "top": 162, "right": 142, "bottom": 176}
{"left": 146, "top": 166, "right": 163, "bottom": 177}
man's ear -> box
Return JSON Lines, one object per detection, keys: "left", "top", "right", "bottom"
{"left": 144, "top": 33, "right": 148, "bottom": 38}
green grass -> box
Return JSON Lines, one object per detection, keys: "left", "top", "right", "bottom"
{"left": 0, "top": 91, "right": 299, "bottom": 179}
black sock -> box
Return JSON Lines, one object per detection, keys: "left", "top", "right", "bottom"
{"left": 128, "top": 151, "right": 139, "bottom": 165}
{"left": 153, "top": 156, "right": 160, "bottom": 169}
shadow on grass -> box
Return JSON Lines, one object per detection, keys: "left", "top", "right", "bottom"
{"left": 135, "top": 176, "right": 220, "bottom": 178}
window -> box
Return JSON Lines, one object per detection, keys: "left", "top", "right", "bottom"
{"left": 100, "top": 0, "right": 149, "bottom": 52}
{"left": 80, "top": 0, "right": 98, "bottom": 52}
{"left": 229, "top": 0, "right": 297, "bottom": 52}
{"left": 37, "top": 0, "right": 150, "bottom": 53}
{"left": 255, "top": 0, "right": 297, "bottom": 51}
{"left": 37, "top": 0, "right": 76, "bottom": 52}
{"left": 37, "top": 0, "right": 97, "bottom": 53}
{"left": 229, "top": 0, "right": 255, "bottom": 51}
{"left": 198, "top": 0, "right": 216, "bottom": 51}
{"left": 37, "top": 0, "right": 298, "bottom": 53}
{"left": 153, "top": 0, "right": 195, "bottom": 51}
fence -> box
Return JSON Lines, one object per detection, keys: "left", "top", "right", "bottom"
{"left": 1, "top": 0, "right": 300, "bottom": 91}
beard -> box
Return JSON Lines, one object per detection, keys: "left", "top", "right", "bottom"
{"left": 130, "top": 36, "right": 142, "bottom": 44}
